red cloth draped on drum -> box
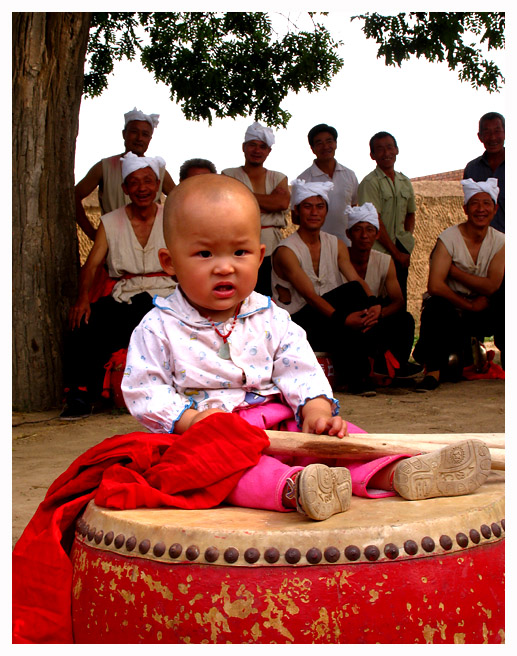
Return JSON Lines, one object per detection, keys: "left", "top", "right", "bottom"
{"left": 12, "top": 413, "right": 270, "bottom": 644}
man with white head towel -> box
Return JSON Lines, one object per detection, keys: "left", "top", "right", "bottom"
{"left": 413, "top": 178, "right": 505, "bottom": 390}
{"left": 272, "top": 180, "right": 386, "bottom": 395}
{"left": 61, "top": 153, "right": 177, "bottom": 418}
{"left": 74, "top": 107, "right": 176, "bottom": 240}
{"left": 344, "top": 203, "right": 421, "bottom": 380}
{"left": 223, "top": 121, "right": 290, "bottom": 296}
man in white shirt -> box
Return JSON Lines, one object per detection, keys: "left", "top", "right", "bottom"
{"left": 298, "top": 123, "right": 358, "bottom": 246}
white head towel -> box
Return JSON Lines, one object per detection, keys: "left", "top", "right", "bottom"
{"left": 461, "top": 178, "right": 499, "bottom": 205}
{"left": 345, "top": 203, "right": 379, "bottom": 230}
{"left": 244, "top": 121, "right": 275, "bottom": 147}
{"left": 120, "top": 152, "right": 165, "bottom": 181}
{"left": 290, "top": 178, "right": 333, "bottom": 208}
{"left": 124, "top": 107, "right": 160, "bottom": 131}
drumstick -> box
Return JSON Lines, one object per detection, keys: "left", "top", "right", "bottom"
{"left": 348, "top": 432, "right": 505, "bottom": 449}
{"left": 264, "top": 431, "right": 505, "bottom": 471}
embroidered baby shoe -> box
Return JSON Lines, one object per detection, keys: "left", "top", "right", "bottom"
{"left": 392, "top": 439, "right": 491, "bottom": 500}
{"left": 295, "top": 464, "right": 352, "bottom": 520}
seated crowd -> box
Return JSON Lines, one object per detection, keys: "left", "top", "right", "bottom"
{"left": 64, "top": 108, "right": 505, "bottom": 418}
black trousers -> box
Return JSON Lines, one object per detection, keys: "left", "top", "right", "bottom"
{"left": 291, "top": 281, "right": 415, "bottom": 386}
{"left": 413, "top": 284, "right": 505, "bottom": 374}
{"left": 394, "top": 239, "right": 410, "bottom": 308}
{"left": 63, "top": 292, "right": 155, "bottom": 400}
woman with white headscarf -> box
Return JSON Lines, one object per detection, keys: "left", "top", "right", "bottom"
{"left": 61, "top": 153, "right": 176, "bottom": 418}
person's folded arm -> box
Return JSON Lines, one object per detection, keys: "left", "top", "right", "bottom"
{"left": 254, "top": 177, "right": 290, "bottom": 213}
{"left": 448, "top": 245, "right": 504, "bottom": 297}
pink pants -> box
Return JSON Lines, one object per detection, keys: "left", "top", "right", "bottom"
{"left": 225, "top": 401, "right": 407, "bottom": 512}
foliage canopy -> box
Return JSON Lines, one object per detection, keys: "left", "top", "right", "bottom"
{"left": 84, "top": 12, "right": 505, "bottom": 128}
{"left": 84, "top": 12, "right": 343, "bottom": 127}
{"left": 354, "top": 12, "right": 505, "bottom": 93}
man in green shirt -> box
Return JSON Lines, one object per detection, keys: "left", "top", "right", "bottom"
{"left": 358, "top": 131, "right": 416, "bottom": 306}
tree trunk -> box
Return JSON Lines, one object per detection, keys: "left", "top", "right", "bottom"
{"left": 12, "top": 13, "right": 91, "bottom": 410}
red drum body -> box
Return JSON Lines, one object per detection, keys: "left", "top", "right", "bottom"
{"left": 71, "top": 472, "right": 504, "bottom": 644}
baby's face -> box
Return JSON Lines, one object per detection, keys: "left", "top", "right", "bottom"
{"left": 162, "top": 186, "right": 265, "bottom": 322}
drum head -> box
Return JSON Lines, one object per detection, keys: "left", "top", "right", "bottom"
{"left": 76, "top": 472, "right": 504, "bottom": 567}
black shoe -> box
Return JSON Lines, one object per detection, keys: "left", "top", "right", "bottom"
{"left": 396, "top": 362, "right": 423, "bottom": 379}
{"left": 59, "top": 395, "right": 92, "bottom": 420}
{"left": 415, "top": 375, "right": 440, "bottom": 392}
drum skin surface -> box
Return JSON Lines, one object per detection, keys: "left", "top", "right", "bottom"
{"left": 71, "top": 472, "right": 504, "bottom": 644}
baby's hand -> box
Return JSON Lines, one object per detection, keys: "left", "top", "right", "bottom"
{"left": 301, "top": 398, "right": 348, "bottom": 438}
{"left": 303, "top": 414, "right": 348, "bottom": 438}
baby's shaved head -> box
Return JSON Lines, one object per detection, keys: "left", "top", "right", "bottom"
{"left": 163, "top": 174, "right": 261, "bottom": 246}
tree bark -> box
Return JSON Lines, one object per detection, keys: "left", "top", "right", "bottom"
{"left": 12, "top": 13, "right": 91, "bottom": 410}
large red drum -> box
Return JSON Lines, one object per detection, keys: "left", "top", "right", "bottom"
{"left": 71, "top": 471, "right": 504, "bottom": 644}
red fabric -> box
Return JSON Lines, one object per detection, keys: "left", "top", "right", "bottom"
{"left": 462, "top": 349, "right": 504, "bottom": 380}
{"left": 88, "top": 264, "right": 115, "bottom": 303}
{"left": 463, "top": 361, "right": 505, "bottom": 380}
{"left": 369, "top": 351, "right": 400, "bottom": 387}
{"left": 119, "top": 271, "right": 169, "bottom": 280}
{"left": 101, "top": 348, "right": 128, "bottom": 400}
{"left": 384, "top": 350, "right": 400, "bottom": 378}
{"left": 12, "top": 413, "right": 270, "bottom": 644}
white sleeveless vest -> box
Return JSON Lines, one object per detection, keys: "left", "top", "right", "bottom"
{"left": 272, "top": 231, "right": 345, "bottom": 314}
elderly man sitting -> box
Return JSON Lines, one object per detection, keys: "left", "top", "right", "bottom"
{"left": 61, "top": 153, "right": 177, "bottom": 418}
{"left": 272, "top": 179, "right": 383, "bottom": 395}
{"left": 413, "top": 178, "right": 505, "bottom": 390}
{"left": 344, "top": 203, "right": 421, "bottom": 380}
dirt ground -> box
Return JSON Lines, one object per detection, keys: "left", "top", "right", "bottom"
{"left": 12, "top": 375, "right": 504, "bottom": 549}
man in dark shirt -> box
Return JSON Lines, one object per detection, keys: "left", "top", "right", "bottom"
{"left": 463, "top": 112, "right": 505, "bottom": 233}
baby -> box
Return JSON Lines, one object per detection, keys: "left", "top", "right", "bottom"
{"left": 122, "top": 174, "right": 491, "bottom": 520}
